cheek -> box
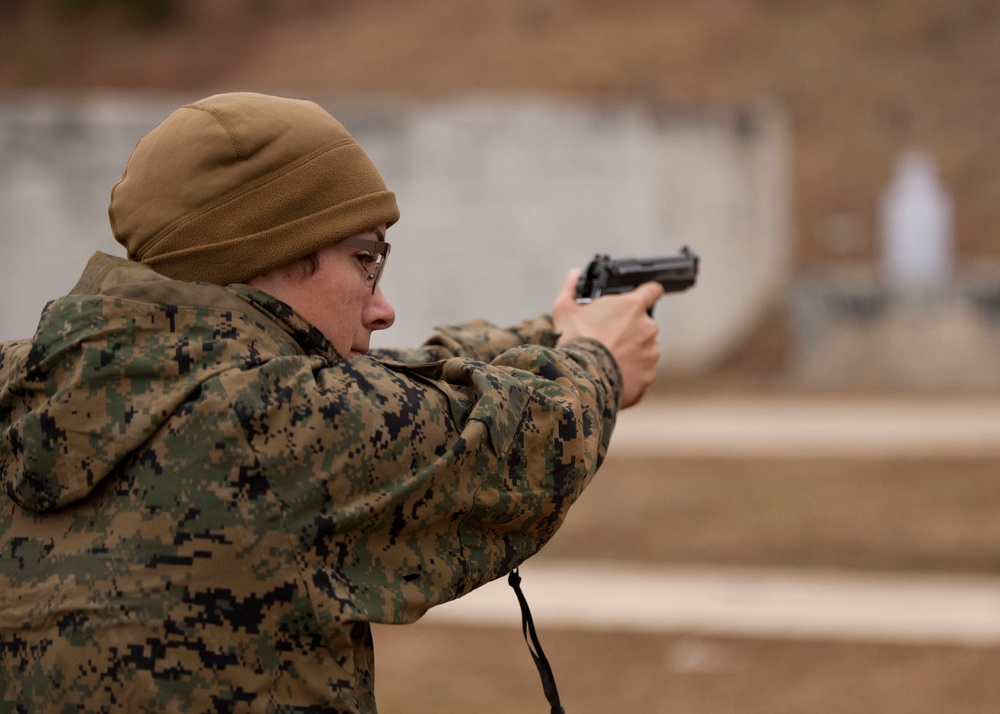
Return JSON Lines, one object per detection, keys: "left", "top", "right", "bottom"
{"left": 308, "top": 287, "right": 366, "bottom": 352}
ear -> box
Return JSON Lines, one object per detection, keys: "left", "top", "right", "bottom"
{"left": 301, "top": 252, "right": 321, "bottom": 278}
{"left": 249, "top": 253, "right": 317, "bottom": 289}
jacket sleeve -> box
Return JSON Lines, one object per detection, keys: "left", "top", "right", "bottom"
{"left": 368, "top": 315, "right": 560, "bottom": 365}
{"left": 219, "top": 324, "right": 621, "bottom": 630}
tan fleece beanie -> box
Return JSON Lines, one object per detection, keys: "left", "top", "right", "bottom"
{"left": 108, "top": 92, "right": 399, "bottom": 285}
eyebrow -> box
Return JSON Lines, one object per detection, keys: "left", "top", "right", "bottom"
{"left": 373, "top": 228, "right": 386, "bottom": 242}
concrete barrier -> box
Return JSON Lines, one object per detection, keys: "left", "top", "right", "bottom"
{"left": 0, "top": 93, "right": 792, "bottom": 372}
{"left": 789, "top": 266, "right": 1000, "bottom": 390}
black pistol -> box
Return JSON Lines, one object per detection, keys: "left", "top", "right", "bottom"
{"left": 575, "top": 247, "right": 700, "bottom": 307}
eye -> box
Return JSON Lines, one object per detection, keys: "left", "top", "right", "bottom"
{"left": 355, "top": 252, "right": 377, "bottom": 272}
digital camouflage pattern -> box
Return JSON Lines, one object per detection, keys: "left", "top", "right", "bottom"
{"left": 0, "top": 253, "right": 622, "bottom": 713}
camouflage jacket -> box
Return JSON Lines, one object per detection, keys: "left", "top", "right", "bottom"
{"left": 0, "top": 253, "right": 622, "bottom": 713}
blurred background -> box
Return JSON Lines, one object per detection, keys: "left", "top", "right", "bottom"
{"left": 2, "top": 1, "right": 1000, "bottom": 712}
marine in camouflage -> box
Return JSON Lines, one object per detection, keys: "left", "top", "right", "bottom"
{"left": 0, "top": 252, "right": 622, "bottom": 713}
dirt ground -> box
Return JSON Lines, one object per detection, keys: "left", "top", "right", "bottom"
{"left": 372, "top": 454, "right": 1000, "bottom": 713}
{"left": 545, "top": 455, "right": 1000, "bottom": 574}
{"left": 372, "top": 624, "right": 1000, "bottom": 714}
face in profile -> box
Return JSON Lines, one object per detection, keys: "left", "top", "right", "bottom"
{"left": 248, "top": 225, "right": 395, "bottom": 357}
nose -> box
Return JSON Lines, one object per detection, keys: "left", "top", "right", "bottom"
{"left": 365, "top": 287, "right": 395, "bottom": 332}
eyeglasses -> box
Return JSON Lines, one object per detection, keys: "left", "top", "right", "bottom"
{"left": 339, "top": 235, "right": 391, "bottom": 294}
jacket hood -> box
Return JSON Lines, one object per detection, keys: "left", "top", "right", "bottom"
{"left": 0, "top": 252, "right": 331, "bottom": 512}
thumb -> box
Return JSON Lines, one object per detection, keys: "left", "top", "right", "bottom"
{"left": 633, "top": 280, "right": 666, "bottom": 310}
{"left": 557, "top": 268, "right": 583, "bottom": 305}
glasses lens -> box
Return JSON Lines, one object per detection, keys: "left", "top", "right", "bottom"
{"left": 340, "top": 235, "right": 391, "bottom": 294}
{"left": 368, "top": 254, "right": 385, "bottom": 294}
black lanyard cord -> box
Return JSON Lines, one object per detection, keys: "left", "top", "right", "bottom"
{"left": 507, "top": 568, "right": 566, "bottom": 714}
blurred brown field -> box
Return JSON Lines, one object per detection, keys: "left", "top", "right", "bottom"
{"left": 373, "top": 623, "right": 1000, "bottom": 714}
{"left": 546, "top": 455, "right": 1000, "bottom": 574}
{"left": 374, "top": 453, "right": 1000, "bottom": 713}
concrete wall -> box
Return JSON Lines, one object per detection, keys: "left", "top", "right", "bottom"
{"left": 0, "top": 93, "right": 792, "bottom": 372}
